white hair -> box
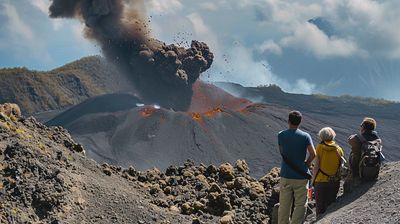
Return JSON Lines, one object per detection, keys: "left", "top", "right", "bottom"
{"left": 318, "top": 127, "right": 336, "bottom": 142}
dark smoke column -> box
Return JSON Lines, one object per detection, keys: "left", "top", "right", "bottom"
{"left": 49, "top": 0, "right": 213, "bottom": 111}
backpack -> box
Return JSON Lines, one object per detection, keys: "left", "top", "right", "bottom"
{"left": 358, "top": 134, "right": 382, "bottom": 181}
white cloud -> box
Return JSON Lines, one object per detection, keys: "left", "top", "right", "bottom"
{"left": 71, "top": 23, "right": 95, "bottom": 52}
{"left": 186, "top": 13, "right": 219, "bottom": 53}
{"left": 321, "top": 0, "right": 400, "bottom": 59}
{"left": 290, "top": 79, "right": 316, "bottom": 94}
{"left": 1, "top": 2, "right": 34, "bottom": 41}
{"left": 29, "top": 0, "right": 48, "bottom": 14}
{"left": 280, "top": 22, "right": 362, "bottom": 58}
{"left": 259, "top": 40, "right": 282, "bottom": 56}
{"left": 199, "top": 2, "right": 218, "bottom": 11}
{"left": 205, "top": 45, "right": 315, "bottom": 94}
{"left": 51, "top": 18, "right": 64, "bottom": 31}
{"left": 146, "top": 0, "right": 183, "bottom": 15}
{"left": 227, "top": 0, "right": 400, "bottom": 59}
{"left": 262, "top": 0, "right": 322, "bottom": 26}
{"left": 0, "top": 1, "right": 52, "bottom": 63}
{"left": 29, "top": 0, "right": 64, "bottom": 31}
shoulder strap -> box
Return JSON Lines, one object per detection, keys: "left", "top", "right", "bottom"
{"left": 280, "top": 153, "right": 312, "bottom": 180}
{"left": 318, "top": 167, "right": 332, "bottom": 177}
{"left": 357, "top": 134, "right": 368, "bottom": 144}
{"left": 319, "top": 142, "right": 345, "bottom": 176}
{"left": 321, "top": 142, "right": 343, "bottom": 162}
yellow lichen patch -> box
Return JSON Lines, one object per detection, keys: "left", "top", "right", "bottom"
{"left": 66, "top": 154, "right": 74, "bottom": 161}
{"left": 9, "top": 114, "right": 17, "bottom": 122}
{"left": 38, "top": 143, "right": 46, "bottom": 151}
{"left": 11, "top": 207, "right": 18, "bottom": 216}
{"left": 15, "top": 128, "right": 25, "bottom": 135}
{"left": 0, "top": 121, "right": 11, "bottom": 130}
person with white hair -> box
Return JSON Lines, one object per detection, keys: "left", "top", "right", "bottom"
{"left": 312, "top": 127, "right": 344, "bottom": 217}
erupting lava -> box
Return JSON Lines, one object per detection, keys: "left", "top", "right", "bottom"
{"left": 139, "top": 107, "right": 157, "bottom": 118}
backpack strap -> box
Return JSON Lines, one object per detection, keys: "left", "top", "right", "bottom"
{"left": 318, "top": 142, "right": 344, "bottom": 178}
{"left": 357, "top": 134, "right": 367, "bottom": 144}
{"left": 318, "top": 167, "right": 333, "bottom": 178}
{"left": 280, "top": 153, "right": 312, "bottom": 180}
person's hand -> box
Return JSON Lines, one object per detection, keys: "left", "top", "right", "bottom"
{"left": 305, "top": 160, "right": 313, "bottom": 169}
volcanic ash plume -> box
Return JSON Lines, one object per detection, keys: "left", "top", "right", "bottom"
{"left": 49, "top": 0, "right": 214, "bottom": 111}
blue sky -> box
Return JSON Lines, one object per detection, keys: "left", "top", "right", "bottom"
{"left": 1, "top": 0, "right": 400, "bottom": 101}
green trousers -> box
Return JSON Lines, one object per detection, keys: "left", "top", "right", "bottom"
{"left": 278, "top": 177, "right": 308, "bottom": 224}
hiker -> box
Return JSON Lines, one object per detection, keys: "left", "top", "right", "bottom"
{"left": 348, "top": 117, "right": 382, "bottom": 179}
{"left": 312, "top": 127, "right": 344, "bottom": 216}
{"left": 343, "top": 117, "right": 383, "bottom": 194}
{"left": 278, "top": 111, "right": 316, "bottom": 224}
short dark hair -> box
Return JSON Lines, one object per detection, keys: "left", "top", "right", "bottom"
{"left": 361, "top": 117, "right": 376, "bottom": 131}
{"left": 289, "top": 110, "right": 302, "bottom": 126}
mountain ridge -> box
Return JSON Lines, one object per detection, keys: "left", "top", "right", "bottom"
{"left": 0, "top": 56, "right": 133, "bottom": 115}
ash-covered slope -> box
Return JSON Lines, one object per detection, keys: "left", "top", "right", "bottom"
{"left": 0, "top": 56, "right": 132, "bottom": 115}
{"left": 216, "top": 82, "right": 400, "bottom": 162}
{"left": 215, "top": 82, "right": 400, "bottom": 121}
{"left": 317, "top": 162, "right": 400, "bottom": 224}
{"left": 0, "top": 105, "right": 196, "bottom": 223}
{"left": 46, "top": 83, "right": 347, "bottom": 178}
{"left": 0, "top": 103, "right": 286, "bottom": 224}
{"left": 46, "top": 80, "right": 400, "bottom": 178}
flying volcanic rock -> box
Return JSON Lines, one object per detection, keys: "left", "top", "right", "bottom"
{"left": 49, "top": 0, "right": 214, "bottom": 111}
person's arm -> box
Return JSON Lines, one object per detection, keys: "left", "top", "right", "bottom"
{"left": 305, "top": 144, "right": 316, "bottom": 168}
{"left": 348, "top": 134, "right": 359, "bottom": 148}
{"left": 311, "top": 155, "right": 320, "bottom": 184}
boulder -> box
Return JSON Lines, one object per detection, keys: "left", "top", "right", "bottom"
{"left": 219, "top": 215, "right": 233, "bottom": 224}
{"left": 219, "top": 163, "right": 235, "bottom": 181}
{"left": 249, "top": 182, "right": 265, "bottom": 200}
{"left": 208, "top": 183, "right": 222, "bottom": 193}
{"left": 234, "top": 177, "right": 250, "bottom": 190}
{"left": 181, "top": 202, "right": 193, "bottom": 215}
{"left": 235, "top": 160, "right": 249, "bottom": 174}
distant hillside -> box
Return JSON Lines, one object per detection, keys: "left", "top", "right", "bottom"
{"left": 0, "top": 56, "right": 133, "bottom": 115}
{"left": 215, "top": 82, "right": 400, "bottom": 120}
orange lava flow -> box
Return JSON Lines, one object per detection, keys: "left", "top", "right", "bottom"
{"left": 190, "top": 112, "right": 202, "bottom": 121}
{"left": 139, "top": 107, "right": 157, "bottom": 118}
{"left": 189, "top": 81, "right": 252, "bottom": 113}
{"left": 203, "top": 107, "right": 224, "bottom": 118}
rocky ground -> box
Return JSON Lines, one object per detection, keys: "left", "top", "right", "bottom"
{"left": 317, "top": 161, "right": 400, "bottom": 224}
{"left": 2, "top": 103, "right": 400, "bottom": 224}
{"left": 0, "top": 105, "right": 281, "bottom": 223}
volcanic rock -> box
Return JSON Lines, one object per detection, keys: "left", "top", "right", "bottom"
{"left": 235, "top": 159, "right": 250, "bottom": 174}
{"left": 218, "top": 163, "right": 235, "bottom": 181}
{"left": 0, "top": 103, "right": 203, "bottom": 223}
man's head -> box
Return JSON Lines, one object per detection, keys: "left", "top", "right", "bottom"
{"left": 288, "top": 110, "right": 302, "bottom": 127}
{"left": 360, "top": 117, "right": 376, "bottom": 132}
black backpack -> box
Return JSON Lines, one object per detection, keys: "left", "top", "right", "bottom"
{"left": 358, "top": 134, "right": 382, "bottom": 181}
